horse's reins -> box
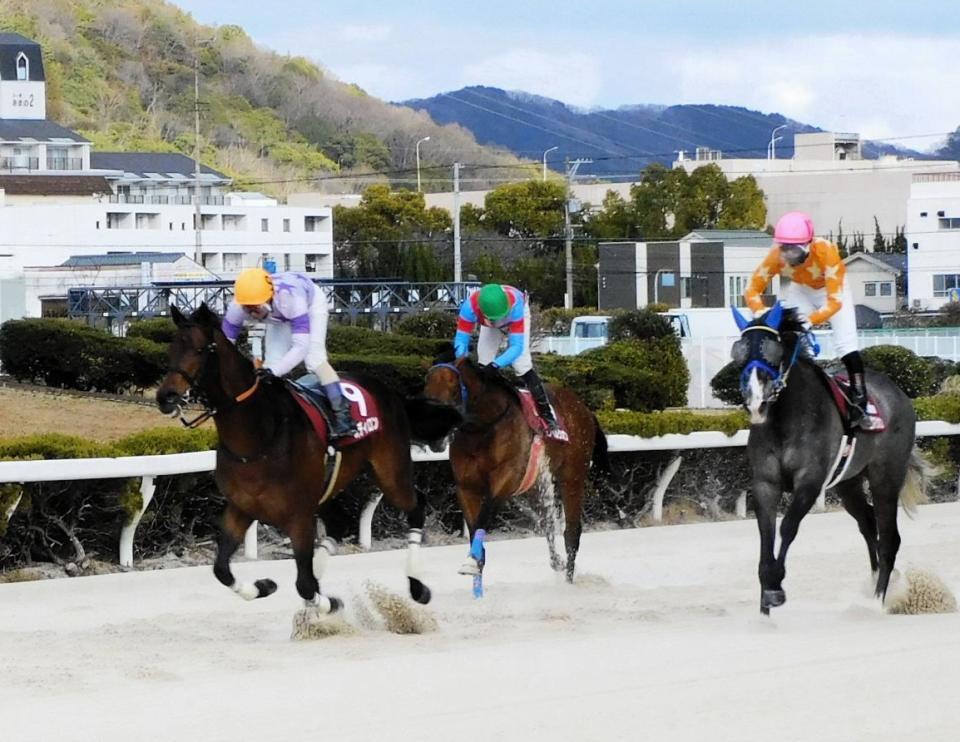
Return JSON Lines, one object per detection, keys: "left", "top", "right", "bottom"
{"left": 739, "top": 325, "right": 808, "bottom": 402}
{"left": 427, "top": 363, "right": 512, "bottom": 431}
{"left": 168, "top": 339, "right": 262, "bottom": 428}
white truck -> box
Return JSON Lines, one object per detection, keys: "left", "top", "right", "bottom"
{"left": 535, "top": 307, "right": 739, "bottom": 356}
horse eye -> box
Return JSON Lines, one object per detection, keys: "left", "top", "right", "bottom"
{"left": 731, "top": 340, "right": 749, "bottom": 364}
{"left": 761, "top": 338, "right": 783, "bottom": 365}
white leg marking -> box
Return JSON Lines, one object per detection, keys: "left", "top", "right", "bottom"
{"left": 231, "top": 581, "right": 260, "bottom": 601}
{"left": 406, "top": 529, "right": 423, "bottom": 579}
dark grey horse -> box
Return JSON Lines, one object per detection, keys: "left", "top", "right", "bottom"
{"left": 731, "top": 303, "right": 927, "bottom": 615}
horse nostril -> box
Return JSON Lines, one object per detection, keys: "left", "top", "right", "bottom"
{"left": 157, "top": 389, "right": 180, "bottom": 413}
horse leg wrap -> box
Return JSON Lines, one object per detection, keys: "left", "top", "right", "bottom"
{"left": 458, "top": 529, "right": 486, "bottom": 577}
{"left": 313, "top": 536, "right": 338, "bottom": 580}
{"left": 305, "top": 593, "right": 342, "bottom": 614}
{"left": 405, "top": 529, "right": 432, "bottom": 604}
{"left": 232, "top": 578, "right": 277, "bottom": 601}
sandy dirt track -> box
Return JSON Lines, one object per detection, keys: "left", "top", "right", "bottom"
{"left": 3, "top": 503, "right": 960, "bottom": 742}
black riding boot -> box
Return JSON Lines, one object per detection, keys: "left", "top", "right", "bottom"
{"left": 842, "top": 351, "right": 867, "bottom": 428}
{"left": 324, "top": 383, "right": 357, "bottom": 439}
{"left": 521, "top": 369, "right": 560, "bottom": 433}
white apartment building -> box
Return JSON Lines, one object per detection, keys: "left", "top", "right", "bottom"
{"left": 0, "top": 33, "right": 334, "bottom": 320}
{"left": 906, "top": 172, "right": 960, "bottom": 310}
{"left": 672, "top": 132, "right": 959, "bottom": 238}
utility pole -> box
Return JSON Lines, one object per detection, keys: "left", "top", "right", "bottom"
{"left": 564, "top": 158, "right": 591, "bottom": 309}
{"left": 193, "top": 49, "right": 203, "bottom": 266}
{"left": 453, "top": 162, "right": 461, "bottom": 282}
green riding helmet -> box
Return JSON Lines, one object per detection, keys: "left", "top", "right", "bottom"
{"left": 478, "top": 284, "right": 510, "bottom": 321}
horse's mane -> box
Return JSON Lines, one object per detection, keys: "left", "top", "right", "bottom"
{"left": 774, "top": 307, "right": 816, "bottom": 362}
{"left": 461, "top": 357, "right": 522, "bottom": 404}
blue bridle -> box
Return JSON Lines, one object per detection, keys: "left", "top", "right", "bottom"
{"left": 428, "top": 362, "right": 468, "bottom": 406}
{"left": 738, "top": 325, "right": 817, "bottom": 400}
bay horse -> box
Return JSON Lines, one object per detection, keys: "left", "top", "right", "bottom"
{"left": 411, "top": 352, "right": 609, "bottom": 595}
{"left": 156, "top": 304, "right": 432, "bottom": 614}
{"left": 732, "top": 303, "right": 927, "bottom": 614}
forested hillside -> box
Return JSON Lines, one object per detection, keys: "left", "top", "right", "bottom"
{"left": 405, "top": 86, "right": 935, "bottom": 179}
{"left": 0, "top": 0, "right": 528, "bottom": 196}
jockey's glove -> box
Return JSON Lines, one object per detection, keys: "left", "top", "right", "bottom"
{"left": 454, "top": 342, "right": 469, "bottom": 358}
{"left": 255, "top": 366, "right": 275, "bottom": 380}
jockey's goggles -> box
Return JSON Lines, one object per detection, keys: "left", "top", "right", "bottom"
{"left": 780, "top": 243, "right": 810, "bottom": 267}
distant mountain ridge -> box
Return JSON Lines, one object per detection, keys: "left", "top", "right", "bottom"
{"left": 403, "top": 86, "right": 930, "bottom": 180}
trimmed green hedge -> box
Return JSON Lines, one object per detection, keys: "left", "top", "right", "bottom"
{"left": 327, "top": 324, "right": 447, "bottom": 358}
{"left": 538, "top": 336, "right": 688, "bottom": 412}
{"left": 0, "top": 319, "right": 167, "bottom": 392}
{"left": 861, "top": 345, "right": 939, "bottom": 398}
{"left": 597, "top": 409, "right": 748, "bottom": 437}
{"left": 126, "top": 317, "right": 177, "bottom": 345}
{"left": 395, "top": 311, "right": 458, "bottom": 340}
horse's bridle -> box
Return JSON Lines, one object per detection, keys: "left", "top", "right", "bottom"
{"left": 425, "top": 362, "right": 512, "bottom": 430}
{"left": 167, "top": 337, "right": 261, "bottom": 428}
{"left": 738, "top": 325, "right": 809, "bottom": 403}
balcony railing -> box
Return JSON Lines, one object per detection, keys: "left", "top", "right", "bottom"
{"left": 46, "top": 157, "right": 83, "bottom": 171}
{"left": 0, "top": 156, "right": 39, "bottom": 171}
{"left": 105, "top": 194, "right": 225, "bottom": 205}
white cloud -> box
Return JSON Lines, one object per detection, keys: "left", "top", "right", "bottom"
{"left": 661, "top": 34, "right": 960, "bottom": 150}
{"left": 461, "top": 50, "right": 602, "bottom": 108}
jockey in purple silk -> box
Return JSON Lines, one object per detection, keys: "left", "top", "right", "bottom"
{"left": 222, "top": 268, "right": 356, "bottom": 438}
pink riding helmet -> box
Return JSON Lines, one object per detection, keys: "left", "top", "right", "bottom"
{"left": 773, "top": 211, "right": 815, "bottom": 245}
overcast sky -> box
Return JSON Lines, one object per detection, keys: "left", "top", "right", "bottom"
{"left": 174, "top": 0, "right": 958, "bottom": 151}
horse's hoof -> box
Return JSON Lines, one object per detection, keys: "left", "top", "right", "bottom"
{"left": 408, "top": 577, "right": 432, "bottom": 605}
{"left": 761, "top": 589, "right": 786, "bottom": 610}
{"left": 329, "top": 596, "right": 343, "bottom": 614}
{"left": 760, "top": 605, "right": 770, "bottom": 616}
{"left": 254, "top": 579, "right": 277, "bottom": 598}
{"left": 458, "top": 558, "right": 481, "bottom": 576}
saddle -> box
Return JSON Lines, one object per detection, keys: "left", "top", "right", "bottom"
{"left": 517, "top": 388, "right": 569, "bottom": 443}
{"left": 286, "top": 375, "right": 381, "bottom": 449}
{"left": 821, "top": 372, "right": 886, "bottom": 433}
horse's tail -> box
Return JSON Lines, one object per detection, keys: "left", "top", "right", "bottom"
{"left": 899, "top": 446, "right": 937, "bottom": 517}
{"left": 590, "top": 414, "right": 611, "bottom": 479}
{"left": 403, "top": 396, "right": 463, "bottom": 447}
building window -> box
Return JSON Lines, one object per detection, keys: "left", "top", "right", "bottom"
{"left": 880, "top": 282, "right": 892, "bottom": 297}
{"left": 938, "top": 217, "right": 960, "bottom": 230}
{"left": 283, "top": 254, "right": 291, "bottom": 271}
{"left": 305, "top": 254, "right": 321, "bottom": 272}
{"left": 920, "top": 212, "right": 928, "bottom": 217}
{"left": 16, "top": 53, "right": 28, "bottom": 81}
{"left": 864, "top": 282, "right": 877, "bottom": 297}
{"left": 305, "top": 216, "right": 323, "bottom": 232}
{"left": 283, "top": 218, "right": 291, "bottom": 233}
{"left": 106, "top": 212, "right": 128, "bottom": 229}
{"left": 933, "top": 274, "right": 960, "bottom": 297}
{"left": 727, "top": 275, "right": 747, "bottom": 308}
{"left": 222, "top": 253, "right": 243, "bottom": 272}
{"left": 680, "top": 276, "right": 691, "bottom": 300}
{"left": 261, "top": 218, "right": 269, "bottom": 232}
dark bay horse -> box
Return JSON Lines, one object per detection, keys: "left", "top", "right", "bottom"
{"left": 732, "top": 303, "right": 927, "bottom": 614}
{"left": 156, "top": 304, "right": 432, "bottom": 613}
{"left": 412, "top": 354, "right": 608, "bottom": 595}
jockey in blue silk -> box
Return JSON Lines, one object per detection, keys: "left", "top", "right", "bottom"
{"left": 222, "top": 268, "right": 356, "bottom": 438}
{"left": 453, "top": 283, "right": 559, "bottom": 432}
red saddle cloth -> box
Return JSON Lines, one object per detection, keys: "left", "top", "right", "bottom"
{"left": 517, "top": 389, "right": 570, "bottom": 443}
{"left": 825, "top": 374, "right": 886, "bottom": 432}
{"left": 288, "top": 379, "right": 381, "bottom": 448}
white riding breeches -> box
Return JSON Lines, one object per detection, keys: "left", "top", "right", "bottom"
{"left": 477, "top": 303, "right": 533, "bottom": 375}
{"left": 781, "top": 281, "right": 859, "bottom": 357}
{"left": 264, "top": 287, "right": 333, "bottom": 377}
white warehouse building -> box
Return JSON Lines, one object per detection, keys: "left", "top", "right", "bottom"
{"left": 906, "top": 172, "right": 960, "bottom": 310}
{"left": 0, "top": 32, "right": 333, "bottom": 320}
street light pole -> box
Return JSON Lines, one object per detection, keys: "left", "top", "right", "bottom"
{"left": 453, "top": 162, "right": 461, "bottom": 282}
{"left": 416, "top": 136, "right": 430, "bottom": 192}
{"left": 769, "top": 124, "right": 787, "bottom": 160}
{"left": 542, "top": 146, "right": 558, "bottom": 182}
